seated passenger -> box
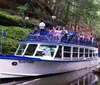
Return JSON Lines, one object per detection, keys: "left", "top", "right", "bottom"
{"left": 67, "top": 30, "right": 75, "bottom": 43}
{"left": 32, "top": 26, "right": 40, "bottom": 36}
{"left": 79, "top": 33, "right": 84, "bottom": 44}
{"left": 61, "top": 27, "right": 68, "bottom": 36}
{"left": 55, "top": 26, "right": 62, "bottom": 36}
{"left": 61, "top": 30, "right": 68, "bottom": 42}
{"left": 72, "top": 33, "right": 78, "bottom": 44}
{"left": 50, "top": 27, "right": 56, "bottom": 36}
{"left": 44, "top": 28, "right": 51, "bottom": 36}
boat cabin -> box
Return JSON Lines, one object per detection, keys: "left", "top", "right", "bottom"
{"left": 15, "top": 40, "right": 98, "bottom": 60}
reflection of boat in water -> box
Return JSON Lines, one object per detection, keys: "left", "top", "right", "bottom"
{"left": 93, "top": 67, "right": 100, "bottom": 74}
{"left": 13, "top": 68, "right": 98, "bottom": 85}
{"left": 0, "top": 34, "right": 99, "bottom": 78}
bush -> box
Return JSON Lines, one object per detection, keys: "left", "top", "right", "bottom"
{"left": 0, "top": 11, "right": 39, "bottom": 28}
{"left": 0, "top": 25, "right": 30, "bottom": 54}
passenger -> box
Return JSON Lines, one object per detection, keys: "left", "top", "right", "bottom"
{"left": 67, "top": 30, "right": 75, "bottom": 43}
{"left": 84, "top": 37, "right": 88, "bottom": 46}
{"left": 91, "top": 37, "right": 94, "bottom": 46}
{"left": 79, "top": 33, "right": 84, "bottom": 44}
{"left": 61, "top": 30, "right": 68, "bottom": 42}
{"left": 71, "top": 33, "right": 78, "bottom": 44}
{"left": 55, "top": 26, "right": 62, "bottom": 36}
{"left": 61, "top": 27, "right": 68, "bottom": 36}
{"left": 54, "top": 26, "right": 63, "bottom": 41}
{"left": 27, "top": 26, "right": 40, "bottom": 40}
{"left": 32, "top": 26, "right": 40, "bottom": 36}
{"left": 44, "top": 28, "right": 51, "bottom": 36}
{"left": 87, "top": 33, "right": 93, "bottom": 46}
{"left": 39, "top": 20, "right": 46, "bottom": 35}
{"left": 50, "top": 27, "right": 56, "bottom": 35}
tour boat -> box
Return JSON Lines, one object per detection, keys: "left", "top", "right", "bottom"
{"left": 0, "top": 34, "right": 99, "bottom": 78}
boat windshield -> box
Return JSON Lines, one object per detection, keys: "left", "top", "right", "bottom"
{"left": 24, "top": 44, "right": 37, "bottom": 56}
{"left": 35, "top": 45, "right": 56, "bottom": 57}
{"left": 16, "top": 44, "right": 26, "bottom": 55}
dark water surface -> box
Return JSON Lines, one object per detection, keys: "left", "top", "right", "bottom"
{"left": 1, "top": 67, "right": 100, "bottom": 85}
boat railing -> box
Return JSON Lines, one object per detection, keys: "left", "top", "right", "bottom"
{"left": 26, "top": 35, "right": 62, "bottom": 42}
{"left": 26, "top": 34, "right": 97, "bottom": 47}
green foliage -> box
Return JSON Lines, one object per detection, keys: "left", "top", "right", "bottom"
{"left": 0, "top": 11, "right": 22, "bottom": 21}
{"left": 0, "top": 11, "right": 23, "bottom": 27}
{"left": 50, "top": 0, "right": 100, "bottom": 28}
{"left": 0, "top": 11, "right": 39, "bottom": 28}
{"left": 0, "top": 11, "right": 23, "bottom": 26}
{"left": 50, "top": 0, "right": 100, "bottom": 41}
{"left": 17, "top": 4, "right": 29, "bottom": 16}
{"left": 0, "top": 25, "right": 30, "bottom": 54}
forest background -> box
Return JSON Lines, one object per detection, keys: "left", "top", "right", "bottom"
{"left": 0, "top": 0, "right": 100, "bottom": 54}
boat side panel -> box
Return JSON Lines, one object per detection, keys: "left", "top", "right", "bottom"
{"left": 0, "top": 59, "right": 99, "bottom": 78}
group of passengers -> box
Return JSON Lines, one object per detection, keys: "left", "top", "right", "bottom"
{"left": 28, "top": 21, "right": 97, "bottom": 47}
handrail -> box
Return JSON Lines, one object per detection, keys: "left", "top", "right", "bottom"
{"left": 25, "top": 34, "right": 97, "bottom": 47}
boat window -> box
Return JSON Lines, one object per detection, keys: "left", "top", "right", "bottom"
{"left": 64, "top": 46, "right": 71, "bottom": 51}
{"left": 96, "top": 53, "right": 98, "bottom": 56}
{"left": 73, "top": 47, "right": 78, "bottom": 52}
{"left": 16, "top": 44, "right": 26, "bottom": 55}
{"left": 55, "top": 46, "right": 62, "bottom": 58}
{"left": 73, "top": 53, "right": 78, "bottom": 57}
{"left": 80, "top": 48, "right": 84, "bottom": 52}
{"left": 79, "top": 48, "right": 84, "bottom": 57}
{"left": 85, "top": 49, "right": 88, "bottom": 57}
{"left": 93, "top": 50, "right": 96, "bottom": 57}
{"left": 64, "top": 46, "right": 71, "bottom": 58}
{"left": 73, "top": 47, "right": 78, "bottom": 57}
{"left": 90, "top": 50, "right": 92, "bottom": 53}
{"left": 24, "top": 44, "right": 37, "bottom": 56}
{"left": 35, "top": 45, "right": 56, "bottom": 57}
{"left": 85, "top": 49, "right": 88, "bottom": 53}
{"left": 93, "top": 50, "right": 97, "bottom": 57}
{"left": 64, "top": 53, "right": 70, "bottom": 57}
{"left": 93, "top": 54, "right": 95, "bottom": 57}
{"left": 89, "top": 50, "right": 92, "bottom": 57}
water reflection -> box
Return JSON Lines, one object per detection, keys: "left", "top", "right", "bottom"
{"left": 17, "top": 68, "right": 98, "bottom": 85}
{"left": 1, "top": 68, "right": 99, "bottom": 85}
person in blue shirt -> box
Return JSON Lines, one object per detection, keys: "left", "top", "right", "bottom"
{"left": 67, "top": 30, "right": 75, "bottom": 43}
{"left": 31, "top": 26, "right": 40, "bottom": 36}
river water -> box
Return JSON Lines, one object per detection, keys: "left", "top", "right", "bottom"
{"left": 0, "top": 67, "right": 100, "bottom": 85}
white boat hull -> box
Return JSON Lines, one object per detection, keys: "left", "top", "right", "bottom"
{"left": 0, "top": 59, "right": 100, "bottom": 78}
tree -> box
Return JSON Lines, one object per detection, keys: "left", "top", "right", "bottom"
{"left": 17, "top": 4, "right": 29, "bottom": 17}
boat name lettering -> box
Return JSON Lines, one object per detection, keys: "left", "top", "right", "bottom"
{"left": 18, "top": 60, "right": 34, "bottom": 63}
